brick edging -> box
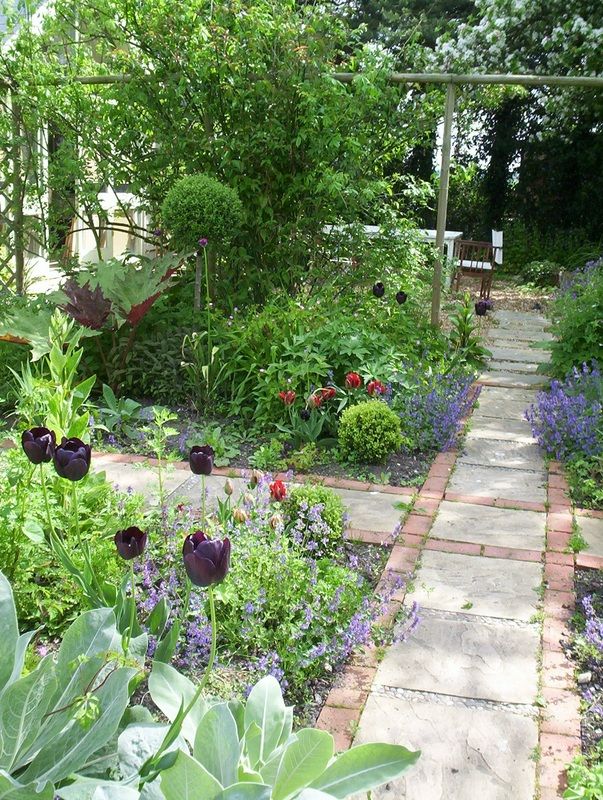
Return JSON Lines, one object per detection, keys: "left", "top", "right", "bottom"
{"left": 539, "top": 464, "right": 581, "bottom": 798}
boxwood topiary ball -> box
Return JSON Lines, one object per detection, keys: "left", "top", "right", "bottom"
{"left": 338, "top": 400, "right": 402, "bottom": 464}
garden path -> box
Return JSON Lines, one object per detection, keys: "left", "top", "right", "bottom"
{"left": 350, "top": 310, "right": 557, "bottom": 800}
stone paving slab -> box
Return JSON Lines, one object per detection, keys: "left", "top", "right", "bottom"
{"left": 330, "top": 487, "right": 411, "bottom": 533}
{"left": 466, "top": 417, "right": 536, "bottom": 444}
{"left": 409, "top": 550, "right": 542, "bottom": 621}
{"left": 430, "top": 501, "right": 545, "bottom": 550}
{"left": 579, "top": 516, "right": 603, "bottom": 557}
{"left": 458, "top": 438, "right": 544, "bottom": 471}
{"left": 488, "top": 346, "right": 550, "bottom": 364}
{"left": 93, "top": 457, "right": 189, "bottom": 503}
{"left": 376, "top": 612, "right": 539, "bottom": 704}
{"left": 473, "top": 398, "right": 534, "bottom": 422}
{"left": 478, "top": 371, "right": 548, "bottom": 389}
{"left": 447, "top": 462, "right": 547, "bottom": 503}
{"left": 354, "top": 692, "right": 538, "bottom": 799}
{"left": 488, "top": 328, "right": 553, "bottom": 343}
{"left": 166, "top": 474, "right": 249, "bottom": 507}
{"left": 493, "top": 310, "right": 548, "bottom": 329}
{"left": 486, "top": 359, "right": 542, "bottom": 374}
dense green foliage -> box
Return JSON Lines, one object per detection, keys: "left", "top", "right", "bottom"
{"left": 284, "top": 484, "right": 346, "bottom": 556}
{"left": 338, "top": 400, "right": 403, "bottom": 463}
{"left": 548, "top": 259, "right": 603, "bottom": 379}
{"left": 161, "top": 175, "right": 244, "bottom": 252}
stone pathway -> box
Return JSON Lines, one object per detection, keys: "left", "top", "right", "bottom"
{"left": 350, "top": 310, "right": 562, "bottom": 799}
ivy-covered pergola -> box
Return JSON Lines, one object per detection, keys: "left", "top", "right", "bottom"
{"left": 2, "top": 69, "right": 602, "bottom": 325}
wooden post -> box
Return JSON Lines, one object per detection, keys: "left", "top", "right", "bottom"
{"left": 10, "top": 91, "right": 25, "bottom": 294}
{"left": 431, "top": 81, "right": 456, "bottom": 327}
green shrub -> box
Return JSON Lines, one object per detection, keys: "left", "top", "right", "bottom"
{"left": 564, "top": 742, "right": 603, "bottom": 800}
{"left": 521, "top": 259, "right": 561, "bottom": 286}
{"left": 548, "top": 258, "right": 603, "bottom": 378}
{"left": 161, "top": 174, "right": 244, "bottom": 252}
{"left": 338, "top": 400, "right": 402, "bottom": 463}
{"left": 566, "top": 455, "right": 603, "bottom": 510}
{"left": 285, "top": 484, "right": 345, "bottom": 555}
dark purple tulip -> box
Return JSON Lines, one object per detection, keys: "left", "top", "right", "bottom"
{"left": 114, "top": 526, "right": 148, "bottom": 560}
{"left": 189, "top": 445, "right": 214, "bottom": 476}
{"left": 475, "top": 300, "right": 488, "bottom": 316}
{"left": 183, "top": 531, "right": 231, "bottom": 587}
{"left": 300, "top": 408, "right": 311, "bottom": 421}
{"left": 21, "top": 427, "right": 56, "bottom": 464}
{"left": 372, "top": 282, "right": 385, "bottom": 298}
{"left": 53, "top": 437, "right": 92, "bottom": 481}
{"left": 396, "top": 290, "right": 408, "bottom": 305}
{"left": 198, "top": 237, "right": 208, "bottom": 248}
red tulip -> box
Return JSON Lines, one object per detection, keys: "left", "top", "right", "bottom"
{"left": 344, "top": 372, "right": 362, "bottom": 390}
{"left": 278, "top": 390, "right": 296, "bottom": 406}
{"left": 367, "top": 379, "right": 386, "bottom": 396}
{"left": 269, "top": 480, "right": 287, "bottom": 501}
{"left": 319, "top": 387, "right": 336, "bottom": 400}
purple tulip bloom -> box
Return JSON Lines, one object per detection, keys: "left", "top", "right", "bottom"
{"left": 396, "top": 290, "right": 408, "bottom": 305}
{"left": 53, "top": 437, "right": 92, "bottom": 481}
{"left": 198, "top": 237, "right": 208, "bottom": 248}
{"left": 114, "top": 526, "right": 148, "bottom": 560}
{"left": 372, "top": 281, "right": 385, "bottom": 298}
{"left": 189, "top": 445, "right": 214, "bottom": 475}
{"left": 475, "top": 300, "right": 488, "bottom": 316}
{"left": 21, "top": 427, "right": 56, "bottom": 464}
{"left": 183, "top": 531, "right": 230, "bottom": 587}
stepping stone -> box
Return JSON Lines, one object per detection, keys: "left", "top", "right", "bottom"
{"left": 430, "top": 501, "right": 545, "bottom": 550}
{"left": 376, "top": 612, "right": 539, "bottom": 704}
{"left": 488, "top": 328, "right": 553, "bottom": 343}
{"left": 409, "top": 550, "right": 542, "bottom": 621}
{"left": 93, "top": 458, "right": 189, "bottom": 504}
{"left": 494, "top": 310, "right": 548, "bottom": 328}
{"left": 447, "top": 463, "right": 547, "bottom": 504}
{"left": 578, "top": 516, "right": 603, "bottom": 557}
{"left": 458, "top": 438, "right": 543, "bottom": 471}
{"left": 354, "top": 692, "right": 538, "bottom": 799}
{"left": 466, "top": 417, "right": 535, "bottom": 444}
{"left": 331, "top": 488, "right": 411, "bottom": 533}
{"left": 488, "top": 346, "right": 550, "bottom": 364}
{"left": 479, "top": 371, "right": 548, "bottom": 389}
{"left": 167, "top": 474, "right": 250, "bottom": 507}
{"left": 487, "top": 360, "right": 542, "bottom": 374}
{"left": 473, "top": 386, "right": 537, "bottom": 422}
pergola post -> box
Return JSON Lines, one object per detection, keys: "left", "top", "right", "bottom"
{"left": 10, "top": 90, "right": 25, "bottom": 294}
{"left": 431, "top": 81, "right": 456, "bottom": 327}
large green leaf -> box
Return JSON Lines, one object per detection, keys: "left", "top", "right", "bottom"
{"left": 309, "top": 743, "right": 420, "bottom": 799}
{"left": 296, "top": 792, "right": 337, "bottom": 800}
{"left": 0, "top": 574, "right": 19, "bottom": 693}
{"left": 193, "top": 703, "right": 240, "bottom": 786}
{"left": 215, "top": 784, "right": 271, "bottom": 800}
{"left": 272, "top": 730, "right": 333, "bottom": 800}
{"left": 56, "top": 778, "right": 140, "bottom": 800}
{"left": 148, "top": 661, "right": 208, "bottom": 746}
{"left": 19, "top": 667, "right": 137, "bottom": 785}
{"left": 159, "top": 751, "right": 223, "bottom": 800}
{"left": 6, "top": 632, "right": 37, "bottom": 690}
{"left": 0, "top": 656, "right": 56, "bottom": 772}
{"left": 0, "top": 772, "right": 53, "bottom": 799}
{"left": 243, "top": 677, "right": 287, "bottom": 767}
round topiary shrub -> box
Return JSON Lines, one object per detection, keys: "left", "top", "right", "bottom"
{"left": 285, "top": 484, "right": 345, "bottom": 556}
{"left": 161, "top": 174, "right": 244, "bottom": 252}
{"left": 338, "top": 400, "right": 402, "bottom": 463}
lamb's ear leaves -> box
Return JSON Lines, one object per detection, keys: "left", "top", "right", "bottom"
{"left": 309, "top": 743, "right": 420, "bottom": 799}
{"left": 243, "top": 677, "right": 286, "bottom": 766}
{"left": 0, "top": 573, "right": 19, "bottom": 694}
{"left": 159, "top": 751, "right": 223, "bottom": 800}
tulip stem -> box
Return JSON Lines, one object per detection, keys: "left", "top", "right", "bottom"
{"left": 39, "top": 464, "right": 56, "bottom": 541}
{"left": 123, "top": 560, "right": 137, "bottom": 655}
{"left": 141, "top": 585, "right": 216, "bottom": 784}
{"left": 201, "top": 474, "right": 206, "bottom": 526}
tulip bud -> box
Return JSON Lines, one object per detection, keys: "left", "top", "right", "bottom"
{"left": 269, "top": 512, "right": 284, "bottom": 530}
{"left": 233, "top": 507, "right": 248, "bottom": 523}
{"left": 224, "top": 478, "right": 234, "bottom": 496}
{"left": 243, "top": 492, "right": 255, "bottom": 506}
{"left": 249, "top": 469, "right": 263, "bottom": 488}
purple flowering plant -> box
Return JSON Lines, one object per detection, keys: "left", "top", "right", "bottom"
{"left": 525, "top": 363, "right": 602, "bottom": 462}
{"left": 137, "top": 471, "right": 408, "bottom": 700}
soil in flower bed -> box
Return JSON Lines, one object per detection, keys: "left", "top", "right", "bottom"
{"left": 296, "top": 449, "right": 431, "bottom": 487}
{"left": 565, "top": 568, "right": 603, "bottom": 753}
